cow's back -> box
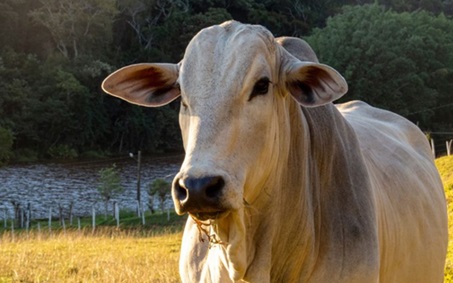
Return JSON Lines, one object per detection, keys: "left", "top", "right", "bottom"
{"left": 337, "top": 100, "right": 448, "bottom": 282}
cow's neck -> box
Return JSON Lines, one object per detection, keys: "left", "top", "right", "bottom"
{"left": 203, "top": 100, "right": 368, "bottom": 282}
{"left": 242, "top": 100, "right": 366, "bottom": 282}
{"left": 241, "top": 97, "right": 321, "bottom": 282}
{"left": 264, "top": 99, "right": 324, "bottom": 281}
{"left": 263, "top": 101, "right": 376, "bottom": 282}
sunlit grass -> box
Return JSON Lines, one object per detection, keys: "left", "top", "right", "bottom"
{"left": 0, "top": 228, "right": 182, "bottom": 283}
{"left": 436, "top": 155, "right": 453, "bottom": 282}
{"left": 0, "top": 156, "right": 452, "bottom": 282}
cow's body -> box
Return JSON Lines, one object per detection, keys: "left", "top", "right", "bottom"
{"left": 339, "top": 101, "right": 447, "bottom": 282}
{"left": 102, "top": 21, "right": 448, "bottom": 282}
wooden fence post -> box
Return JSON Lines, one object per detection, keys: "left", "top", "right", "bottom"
{"left": 58, "top": 204, "right": 64, "bottom": 227}
{"left": 115, "top": 202, "right": 119, "bottom": 228}
{"left": 141, "top": 205, "right": 145, "bottom": 225}
{"left": 12, "top": 202, "right": 20, "bottom": 229}
{"left": 3, "top": 207, "right": 6, "bottom": 229}
{"left": 26, "top": 203, "right": 31, "bottom": 231}
{"left": 48, "top": 208, "right": 52, "bottom": 231}
{"left": 20, "top": 208, "right": 24, "bottom": 229}
{"left": 92, "top": 206, "right": 96, "bottom": 232}
{"left": 25, "top": 209, "right": 30, "bottom": 232}
{"left": 430, "top": 138, "right": 436, "bottom": 158}
{"left": 447, "top": 140, "right": 452, "bottom": 156}
{"left": 137, "top": 200, "right": 141, "bottom": 218}
{"left": 69, "top": 202, "right": 74, "bottom": 226}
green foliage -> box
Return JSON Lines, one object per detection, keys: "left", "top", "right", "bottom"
{"left": 47, "top": 144, "right": 78, "bottom": 159}
{"left": 97, "top": 163, "right": 124, "bottom": 218}
{"left": 80, "top": 150, "right": 108, "bottom": 159}
{"left": 307, "top": 4, "right": 453, "bottom": 130}
{"left": 97, "top": 164, "right": 124, "bottom": 204}
{"left": 0, "top": 126, "right": 14, "bottom": 166}
{"left": 0, "top": 0, "right": 452, "bottom": 161}
{"left": 149, "top": 178, "right": 171, "bottom": 212}
{"left": 13, "top": 148, "right": 39, "bottom": 163}
{"left": 379, "top": 0, "right": 445, "bottom": 14}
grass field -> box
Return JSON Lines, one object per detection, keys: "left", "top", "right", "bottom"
{"left": 436, "top": 155, "right": 453, "bottom": 282}
{"left": 0, "top": 228, "right": 182, "bottom": 283}
{"left": 0, "top": 155, "right": 452, "bottom": 282}
{"left": 0, "top": 211, "right": 185, "bottom": 283}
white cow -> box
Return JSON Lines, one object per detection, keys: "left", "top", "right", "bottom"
{"left": 102, "top": 21, "right": 448, "bottom": 282}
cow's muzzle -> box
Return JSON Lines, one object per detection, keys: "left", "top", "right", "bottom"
{"left": 172, "top": 175, "right": 227, "bottom": 220}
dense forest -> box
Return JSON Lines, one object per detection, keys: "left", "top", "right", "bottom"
{"left": 0, "top": 0, "right": 452, "bottom": 165}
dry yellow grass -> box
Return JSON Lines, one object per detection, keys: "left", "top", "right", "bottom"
{"left": 0, "top": 156, "right": 452, "bottom": 283}
{"left": 0, "top": 228, "right": 182, "bottom": 283}
{"left": 436, "top": 155, "right": 453, "bottom": 282}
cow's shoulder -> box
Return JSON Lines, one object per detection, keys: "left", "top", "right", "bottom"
{"left": 339, "top": 101, "right": 430, "bottom": 156}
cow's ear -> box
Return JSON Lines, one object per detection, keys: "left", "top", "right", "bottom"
{"left": 284, "top": 61, "right": 348, "bottom": 107}
{"left": 102, "top": 63, "right": 180, "bottom": 107}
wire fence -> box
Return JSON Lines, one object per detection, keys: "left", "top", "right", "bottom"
{"left": 430, "top": 138, "right": 453, "bottom": 157}
{"left": 0, "top": 198, "right": 174, "bottom": 233}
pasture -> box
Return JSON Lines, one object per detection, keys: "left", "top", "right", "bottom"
{"left": 0, "top": 228, "right": 182, "bottom": 283}
{"left": 0, "top": 155, "right": 452, "bottom": 282}
{"left": 437, "top": 155, "right": 453, "bottom": 281}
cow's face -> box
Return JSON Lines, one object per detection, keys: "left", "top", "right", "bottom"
{"left": 102, "top": 21, "right": 347, "bottom": 221}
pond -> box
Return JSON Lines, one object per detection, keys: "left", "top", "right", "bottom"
{"left": 0, "top": 154, "right": 183, "bottom": 220}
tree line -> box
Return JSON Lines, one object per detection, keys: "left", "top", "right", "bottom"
{"left": 0, "top": 0, "right": 452, "bottom": 165}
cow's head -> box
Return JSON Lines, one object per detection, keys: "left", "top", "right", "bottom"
{"left": 102, "top": 21, "right": 347, "bottom": 222}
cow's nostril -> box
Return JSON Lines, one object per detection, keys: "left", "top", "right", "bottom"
{"left": 173, "top": 175, "right": 226, "bottom": 213}
{"left": 174, "top": 178, "right": 188, "bottom": 202}
{"left": 205, "top": 176, "right": 225, "bottom": 199}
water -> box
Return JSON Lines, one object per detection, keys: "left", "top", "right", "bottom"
{"left": 0, "top": 154, "right": 183, "bottom": 220}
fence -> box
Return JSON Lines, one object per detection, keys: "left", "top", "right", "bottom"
{"left": 0, "top": 199, "right": 174, "bottom": 232}
{"left": 430, "top": 138, "right": 453, "bottom": 158}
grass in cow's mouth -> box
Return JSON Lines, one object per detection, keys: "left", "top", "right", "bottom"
{"left": 190, "top": 214, "right": 226, "bottom": 248}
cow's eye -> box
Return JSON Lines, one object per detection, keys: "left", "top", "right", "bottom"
{"left": 249, "top": 77, "right": 270, "bottom": 100}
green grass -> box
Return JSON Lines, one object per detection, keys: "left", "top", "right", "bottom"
{"left": 0, "top": 210, "right": 186, "bottom": 234}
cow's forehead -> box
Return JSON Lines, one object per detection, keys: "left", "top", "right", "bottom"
{"left": 179, "top": 21, "right": 277, "bottom": 100}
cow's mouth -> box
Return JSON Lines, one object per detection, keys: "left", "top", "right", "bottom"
{"left": 190, "top": 210, "right": 229, "bottom": 221}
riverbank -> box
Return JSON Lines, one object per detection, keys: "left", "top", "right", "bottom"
{"left": 0, "top": 154, "right": 183, "bottom": 219}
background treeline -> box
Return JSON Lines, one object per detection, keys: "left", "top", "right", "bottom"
{"left": 0, "top": 0, "right": 452, "bottom": 164}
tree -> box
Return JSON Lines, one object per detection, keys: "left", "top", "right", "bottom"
{"left": 2, "top": 0, "right": 451, "bottom": 162}
{"left": 307, "top": 4, "right": 453, "bottom": 131}
{"left": 97, "top": 164, "right": 124, "bottom": 218}
{"left": 148, "top": 178, "right": 171, "bottom": 212}
{"left": 0, "top": 127, "right": 14, "bottom": 166}
{"left": 29, "top": 0, "right": 118, "bottom": 59}
{"left": 378, "top": 0, "right": 445, "bottom": 14}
